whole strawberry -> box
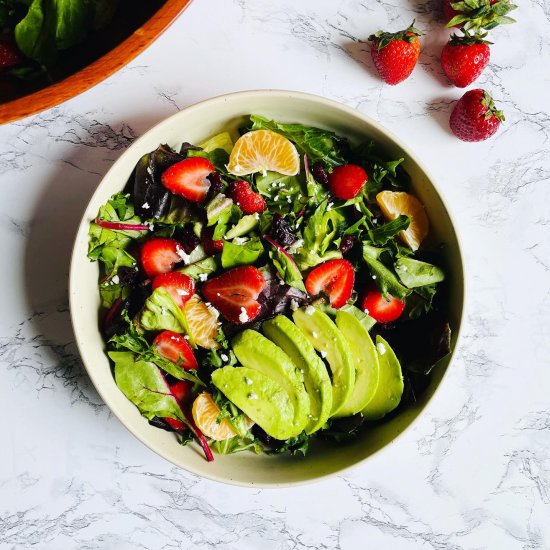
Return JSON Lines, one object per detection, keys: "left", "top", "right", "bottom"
{"left": 441, "top": 30, "right": 491, "bottom": 87}
{"left": 444, "top": 0, "right": 517, "bottom": 31}
{"left": 368, "top": 21, "right": 422, "bottom": 85}
{"left": 450, "top": 89, "right": 504, "bottom": 142}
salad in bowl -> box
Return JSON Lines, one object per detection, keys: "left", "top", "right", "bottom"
{"left": 86, "top": 113, "right": 453, "bottom": 462}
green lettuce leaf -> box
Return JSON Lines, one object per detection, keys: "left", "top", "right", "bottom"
{"left": 199, "top": 131, "right": 234, "bottom": 154}
{"left": 110, "top": 351, "right": 185, "bottom": 422}
{"left": 267, "top": 241, "right": 306, "bottom": 292}
{"left": 221, "top": 238, "right": 264, "bottom": 269}
{"left": 140, "top": 287, "right": 191, "bottom": 336}
{"left": 367, "top": 215, "right": 410, "bottom": 246}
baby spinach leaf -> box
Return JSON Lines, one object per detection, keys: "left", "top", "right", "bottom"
{"left": 395, "top": 257, "right": 445, "bottom": 288}
{"left": 221, "top": 238, "right": 264, "bottom": 269}
{"left": 250, "top": 115, "right": 346, "bottom": 167}
{"left": 110, "top": 351, "right": 185, "bottom": 422}
{"left": 362, "top": 244, "right": 410, "bottom": 300}
{"left": 367, "top": 215, "right": 410, "bottom": 246}
{"left": 140, "top": 287, "right": 191, "bottom": 336}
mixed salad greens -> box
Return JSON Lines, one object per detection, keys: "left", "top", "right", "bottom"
{"left": 0, "top": 0, "right": 121, "bottom": 80}
{"left": 88, "top": 115, "right": 452, "bottom": 461}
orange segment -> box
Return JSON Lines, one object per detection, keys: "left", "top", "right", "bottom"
{"left": 183, "top": 294, "right": 220, "bottom": 349}
{"left": 192, "top": 393, "right": 237, "bottom": 441}
{"left": 376, "top": 191, "right": 429, "bottom": 251}
{"left": 228, "top": 130, "right": 300, "bottom": 176}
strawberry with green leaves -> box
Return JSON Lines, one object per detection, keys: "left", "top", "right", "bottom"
{"left": 441, "top": 30, "right": 491, "bottom": 87}
{"left": 449, "top": 89, "right": 504, "bottom": 142}
{"left": 368, "top": 21, "right": 423, "bottom": 86}
{"left": 444, "top": 0, "right": 517, "bottom": 31}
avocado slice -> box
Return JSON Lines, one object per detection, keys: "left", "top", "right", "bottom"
{"left": 263, "top": 315, "right": 332, "bottom": 434}
{"left": 333, "top": 308, "right": 380, "bottom": 417}
{"left": 362, "top": 336, "right": 404, "bottom": 420}
{"left": 211, "top": 366, "right": 296, "bottom": 440}
{"left": 232, "top": 330, "right": 310, "bottom": 436}
{"left": 292, "top": 307, "right": 355, "bottom": 416}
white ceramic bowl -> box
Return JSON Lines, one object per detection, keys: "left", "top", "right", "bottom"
{"left": 70, "top": 90, "right": 464, "bottom": 487}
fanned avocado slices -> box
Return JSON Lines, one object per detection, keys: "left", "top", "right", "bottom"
{"left": 362, "top": 336, "right": 404, "bottom": 420}
{"left": 211, "top": 366, "right": 296, "bottom": 440}
{"left": 232, "top": 330, "right": 310, "bottom": 437}
{"left": 333, "top": 308, "right": 380, "bottom": 417}
{"left": 292, "top": 307, "right": 355, "bottom": 416}
{"left": 263, "top": 315, "right": 332, "bottom": 434}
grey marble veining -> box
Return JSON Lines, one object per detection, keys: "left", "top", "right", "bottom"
{"left": 1, "top": 0, "right": 549, "bottom": 548}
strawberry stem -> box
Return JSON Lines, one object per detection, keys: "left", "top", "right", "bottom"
{"left": 94, "top": 219, "right": 150, "bottom": 231}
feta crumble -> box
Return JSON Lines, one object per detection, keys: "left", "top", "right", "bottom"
{"left": 239, "top": 307, "right": 249, "bottom": 323}
{"left": 198, "top": 273, "right": 208, "bottom": 282}
{"left": 142, "top": 202, "right": 150, "bottom": 210}
{"left": 305, "top": 305, "right": 315, "bottom": 316}
{"left": 290, "top": 299, "right": 299, "bottom": 311}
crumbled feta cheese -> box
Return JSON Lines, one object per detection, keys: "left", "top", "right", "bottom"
{"left": 206, "top": 303, "right": 220, "bottom": 318}
{"left": 327, "top": 202, "right": 333, "bottom": 211}
{"left": 372, "top": 275, "right": 377, "bottom": 280}
{"left": 239, "top": 307, "right": 249, "bottom": 323}
{"left": 233, "top": 237, "right": 249, "bottom": 245}
{"left": 244, "top": 377, "right": 253, "bottom": 385}
{"left": 290, "top": 299, "right": 299, "bottom": 311}
{"left": 364, "top": 308, "right": 370, "bottom": 315}
{"left": 287, "top": 239, "right": 303, "bottom": 254}
{"left": 248, "top": 393, "right": 258, "bottom": 400}
{"left": 111, "top": 275, "right": 120, "bottom": 285}
{"left": 220, "top": 353, "right": 229, "bottom": 362}
{"left": 372, "top": 218, "right": 378, "bottom": 225}
{"left": 198, "top": 273, "right": 208, "bottom": 282}
{"left": 142, "top": 202, "right": 150, "bottom": 210}
{"left": 377, "top": 343, "right": 387, "bottom": 356}
{"left": 286, "top": 196, "right": 292, "bottom": 203}
{"left": 320, "top": 350, "right": 327, "bottom": 359}
{"left": 160, "top": 307, "right": 167, "bottom": 315}
{"left": 273, "top": 194, "right": 279, "bottom": 201}
{"left": 146, "top": 166, "right": 153, "bottom": 176}
{"left": 184, "top": 335, "right": 190, "bottom": 340}
{"left": 175, "top": 246, "right": 190, "bottom": 264}
{"left": 312, "top": 331, "right": 318, "bottom": 339}
{"left": 254, "top": 213, "right": 260, "bottom": 220}
{"left": 279, "top": 279, "right": 285, "bottom": 285}
{"left": 305, "top": 305, "right": 315, "bottom": 316}
{"left": 278, "top": 182, "right": 285, "bottom": 188}
{"left": 148, "top": 223, "right": 155, "bottom": 231}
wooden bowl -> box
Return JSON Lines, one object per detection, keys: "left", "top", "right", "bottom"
{"left": 0, "top": 0, "right": 192, "bottom": 125}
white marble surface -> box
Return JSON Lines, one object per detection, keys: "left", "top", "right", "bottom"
{"left": 1, "top": 0, "right": 549, "bottom": 547}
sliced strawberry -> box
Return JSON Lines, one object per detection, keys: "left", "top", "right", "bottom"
{"left": 153, "top": 331, "right": 198, "bottom": 370}
{"left": 152, "top": 272, "right": 195, "bottom": 307}
{"left": 305, "top": 259, "right": 354, "bottom": 309}
{"left": 228, "top": 180, "right": 267, "bottom": 214}
{"left": 140, "top": 238, "right": 184, "bottom": 278}
{"left": 328, "top": 164, "right": 368, "bottom": 200}
{"left": 161, "top": 157, "right": 215, "bottom": 202}
{"left": 361, "top": 285, "right": 405, "bottom": 323}
{"left": 201, "top": 225, "right": 224, "bottom": 255}
{"left": 164, "top": 417, "right": 188, "bottom": 431}
{"left": 201, "top": 265, "right": 265, "bottom": 324}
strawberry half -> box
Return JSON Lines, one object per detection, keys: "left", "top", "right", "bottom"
{"left": 152, "top": 272, "right": 195, "bottom": 307}
{"left": 153, "top": 331, "right": 198, "bottom": 370}
{"left": 201, "top": 265, "right": 265, "bottom": 324}
{"left": 328, "top": 164, "right": 368, "bottom": 200}
{"left": 140, "top": 238, "right": 184, "bottom": 278}
{"left": 361, "top": 285, "right": 404, "bottom": 323}
{"left": 228, "top": 180, "right": 267, "bottom": 214}
{"left": 161, "top": 157, "right": 215, "bottom": 202}
{"left": 305, "top": 259, "right": 354, "bottom": 309}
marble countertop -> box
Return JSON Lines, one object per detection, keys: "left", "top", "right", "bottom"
{"left": 1, "top": 0, "right": 549, "bottom": 548}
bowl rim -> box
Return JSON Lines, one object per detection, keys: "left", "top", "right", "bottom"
{"left": 69, "top": 89, "right": 467, "bottom": 487}
{"left": 0, "top": 0, "right": 192, "bottom": 126}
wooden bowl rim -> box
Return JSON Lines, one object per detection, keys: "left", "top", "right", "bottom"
{"left": 0, "top": 0, "right": 192, "bottom": 125}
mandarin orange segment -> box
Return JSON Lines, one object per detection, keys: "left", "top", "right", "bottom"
{"left": 183, "top": 294, "right": 220, "bottom": 349}
{"left": 192, "top": 393, "right": 237, "bottom": 441}
{"left": 376, "top": 191, "right": 429, "bottom": 251}
{"left": 228, "top": 130, "right": 300, "bottom": 176}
